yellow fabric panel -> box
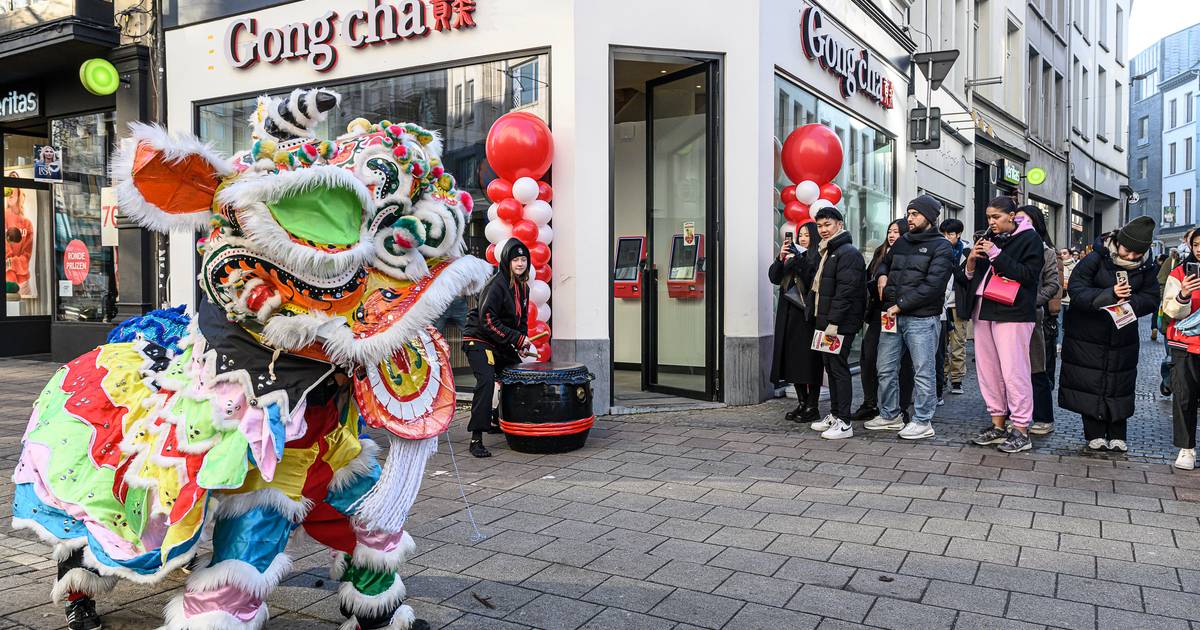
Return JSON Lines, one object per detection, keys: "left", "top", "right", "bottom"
{"left": 228, "top": 443, "right": 320, "bottom": 501}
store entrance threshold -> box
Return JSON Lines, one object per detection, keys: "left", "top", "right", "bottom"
{"left": 609, "top": 368, "right": 724, "bottom": 415}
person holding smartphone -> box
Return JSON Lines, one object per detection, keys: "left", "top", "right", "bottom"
{"left": 1059, "top": 216, "right": 1160, "bottom": 452}
{"left": 1162, "top": 230, "right": 1200, "bottom": 470}
{"left": 769, "top": 221, "right": 824, "bottom": 423}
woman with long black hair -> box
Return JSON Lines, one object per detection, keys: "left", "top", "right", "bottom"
{"left": 1015, "top": 206, "right": 1062, "bottom": 436}
{"left": 770, "top": 220, "right": 824, "bottom": 423}
{"left": 854, "top": 218, "right": 913, "bottom": 423}
{"left": 462, "top": 240, "right": 537, "bottom": 458}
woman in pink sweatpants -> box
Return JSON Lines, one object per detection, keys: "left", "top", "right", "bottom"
{"left": 959, "top": 197, "right": 1047, "bottom": 453}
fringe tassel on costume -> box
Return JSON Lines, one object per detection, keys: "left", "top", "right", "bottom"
{"left": 350, "top": 436, "right": 437, "bottom": 533}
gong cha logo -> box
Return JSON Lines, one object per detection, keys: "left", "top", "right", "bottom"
{"left": 800, "top": 6, "right": 894, "bottom": 109}
{"left": 225, "top": 0, "right": 478, "bottom": 73}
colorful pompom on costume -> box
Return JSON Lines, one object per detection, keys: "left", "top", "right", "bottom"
{"left": 11, "top": 88, "right": 492, "bottom": 630}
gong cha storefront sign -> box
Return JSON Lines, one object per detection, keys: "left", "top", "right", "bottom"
{"left": 225, "top": 0, "right": 479, "bottom": 72}
{"left": 800, "top": 5, "right": 895, "bottom": 110}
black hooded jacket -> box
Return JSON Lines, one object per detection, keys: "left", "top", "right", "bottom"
{"left": 809, "top": 230, "right": 867, "bottom": 331}
{"left": 463, "top": 240, "right": 531, "bottom": 355}
{"left": 877, "top": 225, "right": 954, "bottom": 318}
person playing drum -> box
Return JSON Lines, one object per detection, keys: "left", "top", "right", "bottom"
{"left": 463, "top": 239, "right": 538, "bottom": 457}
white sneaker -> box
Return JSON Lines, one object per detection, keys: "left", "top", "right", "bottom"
{"left": 821, "top": 420, "right": 853, "bottom": 440}
{"left": 1175, "top": 448, "right": 1196, "bottom": 471}
{"left": 937, "top": 398, "right": 945, "bottom": 407}
{"left": 1107, "top": 439, "right": 1128, "bottom": 453}
{"left": 864, "top": 415, "right": 905, "bottom": 431}
{"left": 899, "top": 422, "right": 935, "bottom": 440}
{"left": 811, "top": 414, "right": 836, "bottom": 431}
{"left": 1087, "top": 438, "right": 1108, "bottom": 451}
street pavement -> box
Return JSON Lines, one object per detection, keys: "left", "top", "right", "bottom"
{"left": 0, "top": 321, "right": 1196, "bottom": 629}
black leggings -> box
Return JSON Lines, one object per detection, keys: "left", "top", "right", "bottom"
{"left": 1082, "top": 415, "right": 1127, "bottom": 442}
{"left": 464, "top": 341, "right": 516, "bottom": 435}
{"left": 793, "top": 382, "right": 820, "bottom": 408}
{"left": 1172, "top": 349, "right": 1200, "bottom": 449}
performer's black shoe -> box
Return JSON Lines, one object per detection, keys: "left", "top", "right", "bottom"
{"left": 65, "top": 597, "right": 102, "bottom": 630}
{"left": 470, "top": 440, "right": 492, "bottom": 458}
{"left": 350, "top": 607, "right": 432, "bottom": 630}
{"left": 487, "top": 409, "right": 503, "bottom": 434}
{"left": 784, "top": 403, "right": 807, "bottom": 422}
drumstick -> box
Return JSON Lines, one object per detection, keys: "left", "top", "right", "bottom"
{"left": 528, "top": 331, "right": 550, "bottom": 342}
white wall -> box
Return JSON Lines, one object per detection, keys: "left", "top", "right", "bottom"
{"left": 1162, "top": 79, "right": 1198, "bottom": 226}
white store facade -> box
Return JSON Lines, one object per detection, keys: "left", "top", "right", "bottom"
{"left": 163, "top": 0, "right": 920, "bottom": 414}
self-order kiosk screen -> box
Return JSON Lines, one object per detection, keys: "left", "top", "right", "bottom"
{"left": 669, "top": 236, "right": 697, "bottom": 280}
{"left": 614, "top": 239, "right": 641, "bottom": 281}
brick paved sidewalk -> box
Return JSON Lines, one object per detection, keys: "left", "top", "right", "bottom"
{"left": 0, "top": 329, "right": 1196, "bottom": 628}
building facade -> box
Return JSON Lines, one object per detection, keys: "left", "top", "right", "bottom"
{"left": 1023, "top": 0, "right": 1072, "bottom": 243}
{"left": 0, "top": 0, "right": 161, "bottom": 360}
{"left": 1128, "top": 24, "right": 1200, "bottom": 249}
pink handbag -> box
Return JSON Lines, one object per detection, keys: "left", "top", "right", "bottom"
{"left": 982, "top": 272, "right": 1020, "bottom": 306}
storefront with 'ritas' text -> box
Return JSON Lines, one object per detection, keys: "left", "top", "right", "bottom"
{"left": 164, "top": 0, "right": 914, "bottom": 414}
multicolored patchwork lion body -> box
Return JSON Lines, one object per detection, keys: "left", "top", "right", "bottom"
{"left": 11, "top": 88, "right": 491, "bottom": 630}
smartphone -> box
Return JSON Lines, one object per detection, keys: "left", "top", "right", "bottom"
{"left": 1115, "top": 270, "right": 1129, "bottom": 285}
{"left": 783, "top": 232, "right": 793, "bottom": 247}
{"left": 1187, "top": 262, "right": 1200, "bottom": 278}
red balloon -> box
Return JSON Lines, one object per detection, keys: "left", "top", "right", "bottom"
{"left": 528, "top": 319, "right": 550, "bottom": 339}
{"left": 780, "top": 185, "right": 797, "bottom": 205}
{"left": 819, "top": 182, "right": 843, "bottom": 205}
{"left": 497, "top": 198, "right": 524, "bottom": 223}
{"left": 485, "top": 243, "right": 498, "bottom": 265}
{"left": 529, "top": 241, "right": 551, "bottom": 267}
{"left": 783, "top": 201, "right": 810, "bottom": 224}
{"left": 535, "top": 264, "right": 552, "bottom": 283}
{"left": 512, "top": 219, "right": 539, "bottom": 246}
{"left": 535, "top": 342, "right": 552, "bottom": 362}
{"left": 537, "top": 181, "right": 554, "bottom": 202}
{"left": 486, "top": 178, "right": 513, "bottom": 203}
{"left": 486, "top": 112, "right": 554, "bottom": 182}
{"left": 459, "top": 190, "right": 475, "bottom": 215}
{"left": 781, "top": 124, "right": 844, "bottom": 185}
{"left": 527, "top": 302, "right": 539, "bottom": 323}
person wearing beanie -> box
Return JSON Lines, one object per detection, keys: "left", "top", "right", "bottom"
{"left": 866, "top": 195, "right": 954, "bottom": 441}
{"left": 1059, "top": 217, "right": 1160, "bottom": 453}
{"left": 853, "top": 218, "right": 915, "bottom": 424}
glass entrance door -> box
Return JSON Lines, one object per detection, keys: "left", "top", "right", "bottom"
{"left": 643, "top": 63, "right": 718, "bottom": 399}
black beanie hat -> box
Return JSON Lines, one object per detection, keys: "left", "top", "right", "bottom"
{"left": 1117, "top": 216, "right": 1155, "bottom": 255}
{"left": 907, "top": 194, "right": 942, "bottom": 227}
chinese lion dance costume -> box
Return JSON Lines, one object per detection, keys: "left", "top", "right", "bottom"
{"left": 11, "top": 87, "right": 492, "bottom": 630}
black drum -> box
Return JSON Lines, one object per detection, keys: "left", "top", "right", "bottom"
{"left": 497, "top": 361, "right": 595, "bottom": 454}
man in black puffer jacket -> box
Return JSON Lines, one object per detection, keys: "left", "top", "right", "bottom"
{"left": 869, "top": 195, "right": 954, "bottom": 440}
{"left": 808, "top": 207, "right": 867, "bottom": 440}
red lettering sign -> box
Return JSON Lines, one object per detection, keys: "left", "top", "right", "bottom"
{"left": 63, "top": 239, "right": 90, "bottom": 285}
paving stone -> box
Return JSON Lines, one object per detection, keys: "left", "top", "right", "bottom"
{"left": 1142, "top": 587, "right": 1200, "bottom": 619}
{"left": 725, "top": 602, "right": 820, "bottom": 630}
{"left": 713, "top": 571, "right": 802, "bottom": 607}
{"left": 899, "top": 552, "right": 980, "bottom": 584}
{"left": 946, "top": 537, "right": 1019, "bottom": 565}
{"left": 952, "top": 612, "right": 1045, "bottom": 630}
{"left": 648, "top": 588, "right": 744, "bottom": 629}
{"left": 845, "top": 569, "right": 929, "bottom": 602}
{"left": 967, "top": 505, "right": 1033, "bottom": 528}
{"left": 647, "top": 559, "right": 734, "bottom": 593}
{"left": 1007, "top": 592, "right": 1096, "bottom": 630}
{"left": 863, "top": 597, "right": 957, "bottom": 630}
{"left": 648, "top": 518, "right": 723, "bottom": 542}
{"left": 1017, "top": 547, "right": 1096, "bottom": 578}
{"left": 590, "top": 529, "right": 669, "bottom": 553}
{"left": 763, "top": 534, "right": 842, "bottom": 561}
{"left": 1097, "top": 607, "right": 1190, "bottom": 630}
{"left": 475, "top": 530, "right": 557, "bottom": 556}
{"left": 581, "top": 575, "right": 674, "bottom": 613}
{"left": 699, "top": 506, "right": 764, "bottom": 528}
{"left": 707, "top": 525, "right": 779, "bottom": 551}
{"left": 908, "top": 498, "right": 971, "bottom": 519}
{"left": 443, "top": 613, "right": 532, "bottom": 629}
{"left": 974, "top": 563, "right": 1058, "bottom": 596}
{"left": 1056, "top": 574, "right": 1143, "bottom": 610}
{"left": 577, "top": 607, "right": 667, "bottom": 630}
{"left": 785, "top": 584, "right": 876, "bottom": 623}
{"left": 521, "top": 564, "right": 609, "bottom": 599}
{"left": 462, "top": 553, "right": 550, "bottom": 584}
{"left": 504, "top": 593, "right": 604, "bottom": 630}
{"left": 411, "top": 543, "right": 495, "bottom": 573}
{"left": 1135, "top": 542, "right": 1200, "bottom": 569}
{"left": 443, "top": 580, "right": 541, "bottom": 619}
{"left": 827, "top": 542, "right": 907, "bottom": 573}
{"left": 756, "top": 514, "right": 824, "bottom": 536}
{"left": 586, "top": 549, "right": 669, "bottom": 579}
{"left": 859, "top": 509, "right": 929, "bottom": 533}
{"left": 406, "top": 568, "right": 481, "bottom": 602}
{"left": 708, "top": 546, "right": 788, "bottom": 576}
{"left": 876, "top": 528, "right": 950, "bottom": 555}
{"left": 775, "top": 556, "right": 857, "bottom": 588}
{"left": 924, "top": 517, "right": 992, "bottom": 540}
{"left": 528, "top": 540, "right": 610, "bottom": 568}
{"left": 648, "top": 538, "right": 725, "bottom": 564}
{"left": 920, "top": 579, "right": 1008, "bottom": 616}
{"left": 986, "top": 525, "right": 1057, "bottom": 550}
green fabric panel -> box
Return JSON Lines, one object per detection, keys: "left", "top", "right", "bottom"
{"left": 342, "top": 558, "right": 397, "bottom": 597}
{"left": 267, "top": 185, "right": 362, "bottom": 245}
{"left": 173, "top": 395, "right": 218, "bottom": 449}
{"left": 196, "top": 431, "right": 249, "bottom": 490}
{"left": 124, "top": 485, "right": 149, "bottom": 537}
{"left": 158, "top": 346, "right": 194, "bottom": 391}
{"left": 27, "top": 371, "right": 135, "bottom": 543}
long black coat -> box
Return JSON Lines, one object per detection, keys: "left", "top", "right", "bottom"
{"left": 1058, "top": 238, "right": 1159, "bottom": 421}
{"left": 769, "top": 251, "right": 823, "bottom": 385}
{"left": 810, "top": 231, "right": 867, "bottom": 332}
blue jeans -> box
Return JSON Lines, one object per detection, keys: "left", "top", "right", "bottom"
{"left": 878, "top": 315, "right": 941, "bottom": 424}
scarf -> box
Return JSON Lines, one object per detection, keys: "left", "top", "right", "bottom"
{"left": 1107, "top": 238, "right": 1143, "bottom": 270}
{"left": 811, "top": 229, "right": 846, "bottom": 311}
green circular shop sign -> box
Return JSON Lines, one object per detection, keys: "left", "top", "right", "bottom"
{"left": 1027, "top": 167, "right": 1047, "bottom": 186}
{"left": 80, "top": 59, "right": 120, "bottom": 96}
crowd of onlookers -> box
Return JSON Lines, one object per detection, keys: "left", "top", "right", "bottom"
{"left": 771, "top": 196, "right": 1200, "bottom": 470}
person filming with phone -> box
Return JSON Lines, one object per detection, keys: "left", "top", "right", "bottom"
{"left": 1059, "top": 217, "right": 1159, "bottom": 453}
{"left": 1161, "top": 230, "right": 1200, "bottom": 470}
{"left": 769, "top": 221, "right": 824, "bottom": 424}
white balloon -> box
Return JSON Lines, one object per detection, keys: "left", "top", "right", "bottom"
{"left": 524, "top": 200, "right": 554, "bottom": 225}
{"left": 535, "top": 302, "right": 551, "bottom": 322}
{"left": 486, "top": 203, "right": 499, "bottom": 222}
{"left": 537, "top": 224, "right": 554, "bottom": 245}
{"left": 484, "top": 220, "right": 512, "bottom": 244}
{"left": 809, "top": 199, "right": 835, "bottom": 213}
{"left": 779, "top": 221, "right": 798, "bottom": 242}
{"left": 796, "top": 180, "right": 821, "bottom": 205}
{"left": 512, "top": 177, "right": 540, "bottom": 204}
{"left": 529, "top": 279, "right": 551, "bottom": 304}
{"left": 494, "top": 237, "right": 512, "bottom": 257}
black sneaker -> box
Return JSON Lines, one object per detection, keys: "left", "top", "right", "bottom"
{"left": 469, "top": 440, "right": 492, "bottom": 458}
{"left": 950, "top": 382, "right": 964, "bottom": 395}
{"left": 998, "top": 429, "right": 1032, "bottom": 453}
{"left": 66, "top": 597, "right": 102, "bottom": 630}
{"left": 972, "top": 425, "right": 1008, "bottom": 446}
{"left": 851, "top": 405, "right": 879, "bottom": 423}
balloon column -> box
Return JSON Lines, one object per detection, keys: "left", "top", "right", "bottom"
{"left": 778, "top": 124, "right": 845, "bottom": 240}
{"left": 483, "top": 112, "right": 555, "bottom": 361}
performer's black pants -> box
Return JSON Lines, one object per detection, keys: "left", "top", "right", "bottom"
{"left": 464, "top": 341, "right": 515, "bottom": 434}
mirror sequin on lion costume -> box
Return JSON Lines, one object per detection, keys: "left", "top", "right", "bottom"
{"left": 10, "top": 87, "right": 493, "bottom": 630}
